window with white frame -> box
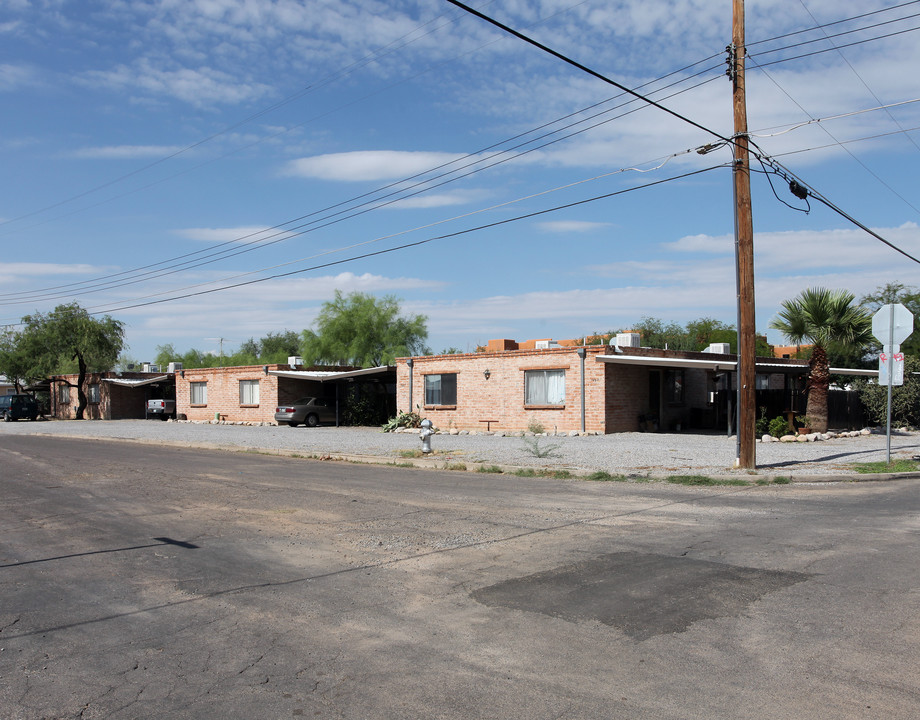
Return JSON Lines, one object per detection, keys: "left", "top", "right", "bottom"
{"left": 190, "top": 382, "right": 207, "bottom": 405}
{"left": 239, "top": 379, "right": 260, "bottom": 405}
{"left": 424, "top": 373, "right": 457, "bottom": 406}
{"left": 755, "top": 374, "right": 771, "bottom": 390}
{"left": 524, "top": 369, "right": 565, "bottom": 405}
{"left": 88, "top": 384, "right": 100, "bottom": 403}
{"left": 57, "top": 385, "right": 71, "bottom": 404}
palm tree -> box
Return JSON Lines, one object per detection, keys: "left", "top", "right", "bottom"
{"left": 769, "top": 288, "right": 872, "bottom": 432}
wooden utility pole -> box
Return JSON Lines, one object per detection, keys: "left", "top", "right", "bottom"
{"left": 731, "top": 0, "right": 757, "bottom": 468}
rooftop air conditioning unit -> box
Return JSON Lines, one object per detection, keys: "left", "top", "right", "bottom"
{"left": 705, "top": 343, "right": 732, "bottom": 354}
{"left": 288, "top": 356, "right": 303, "bottom": 367}
{"left": 534, "top": 340, "right": 551, "bottom": 349}
{"left": 615, "top": 333, "right": 641, "bottom": 348}
{"left": 167, "top": 362, "right": 183, "bottom": 373}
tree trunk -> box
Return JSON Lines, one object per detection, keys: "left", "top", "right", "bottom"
{"left": 805, "top": 345, "right": 830, "bottom": 432}
{"left": 75, "top": 353, "right": 88, "bottom": 420}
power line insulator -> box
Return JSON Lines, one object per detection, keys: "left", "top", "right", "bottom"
{"left": 725, "top": 43, "right": 737, "bottom": 81}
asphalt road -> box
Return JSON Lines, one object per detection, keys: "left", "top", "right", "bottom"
{"left": 1, "top": 435, "right": 918, "bottom": 719}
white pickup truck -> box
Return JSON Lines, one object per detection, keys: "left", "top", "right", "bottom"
{"left": 146, "top": 399, "right": 176, "bottom": 420}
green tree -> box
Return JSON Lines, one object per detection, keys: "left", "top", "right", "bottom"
{"left": 17, "top": 303, "right": 125, "bottom": 419}
{"left": 853, "top": 355, "right": 920, "bottom": 427}
{"left": 0, "top": 326, "right": 34, "bottom": 391}
{"left": 258, "top": 330, "right": 301, "bottom": 363}
{"left": 154, "top": 343, "right": 178, "bottom": 369}
{"left": 769, "top": 288, "right": 872, "bottom": 432}
{"left": 301, "top": 291, "right": 429, "bottom": 367}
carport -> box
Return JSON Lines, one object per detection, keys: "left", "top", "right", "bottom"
{"left": 269, "top": 366, "right": 396, "bottom": 426}
{"left": 595, "top": 353, "right": 878, "bottom": 434}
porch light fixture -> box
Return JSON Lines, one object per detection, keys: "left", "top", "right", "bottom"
{"left": 180, "top": 370, "right": 185, "bottom": 379}
{"left": 263, "top": 365, "right": 269, "bottom": 375}
{"left": 483, "top": 369, "right": 490, "bottom": 379}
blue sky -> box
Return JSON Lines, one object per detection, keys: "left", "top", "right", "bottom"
{"left": 2, "top": 0, "right": 919, "bottom": 362}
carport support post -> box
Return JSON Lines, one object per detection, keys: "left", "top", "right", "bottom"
{"left": 576, "top": 348, "right": 586, "bottom": 434}
{"left": 407, "top": 358, "right": 414, "bottom": 414}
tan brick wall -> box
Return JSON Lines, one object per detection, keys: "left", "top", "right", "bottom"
{"left": 603, "top": 363, "right": 648, "bottom": 433}
{"left": 397, "top": 347, "right": 610, "bottom": 434}
{"left": 176, "top": 365, "right": 282, "bottom": 423}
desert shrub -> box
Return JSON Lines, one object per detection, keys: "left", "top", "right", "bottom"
{"left": 768, "top": 416, "right": 790, "bottom": 438}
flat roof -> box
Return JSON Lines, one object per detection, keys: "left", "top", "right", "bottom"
{"left": 595, "top": 354, "right": 879, "bottom": 376}
{"left": 269, "top": 366, "right": 393, "bottom": 381}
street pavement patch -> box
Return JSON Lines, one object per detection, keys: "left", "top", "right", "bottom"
{"left": 471, "top": 551, "right": 811, "bottom": 640}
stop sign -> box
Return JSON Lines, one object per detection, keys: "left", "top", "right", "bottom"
{"left": 872, "top": 303, "right": 913, "bottom": 347}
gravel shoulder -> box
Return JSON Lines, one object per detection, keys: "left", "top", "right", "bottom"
{"left": 3, "top": 418, "right": 919, "bottom": 480}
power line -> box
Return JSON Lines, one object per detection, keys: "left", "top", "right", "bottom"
{"left": 82, "top": 165, "right": 727, "bottom": 317}
{"left": 1, "top": 139, "right": 713, "bottom": 317}
{"left": 748, "top": 55, "right": 920, "bottom": 217}
{"left": 444, "top": 0, "right": 733, "bottom": 145}
{"left": 796, "top": 0, "right": 920, "bottom": 157}
{"left": 0, "top": 7, "right": 471, "bottom": 232}
{"left": 447, "top": 1, "right": 920, "bottom": 273}
{"left": 0, "top": 65, "right": 726, "bottom": 305}
{"left": 749, "top": 7, "right": 920, "bottom": 58}
{"left": 748, "top": 23, "right": 920, "bottom": 68}
{"left": 759, "top": 156, "right": 920, "bottom": 264}
{"left": 747, "top": 0, "right": 920, "bottom": 47}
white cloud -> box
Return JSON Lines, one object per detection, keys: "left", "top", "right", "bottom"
{"left": 0, "top": 63, "right": 35, "bottom": 91}
{"left": 173, "top": 226, "right": 287, "bottom": 243}
{"left": 385, "top": 192, "right": 474, "bottom": 209}
{"left": 82, "top": 60, "right": 273, "bottom": 106}
{"left": 284, "top": 151, "right": 467, "bottom": 182}
{"left": 70, "top": 145, "right": 185, "bottom": 159}
{"left": 536, "top": 220, "right": 611, "bottom": 233}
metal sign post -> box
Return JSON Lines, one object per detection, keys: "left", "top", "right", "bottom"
{"left": 872, "top": 303, "right": 914, "bottom": 463}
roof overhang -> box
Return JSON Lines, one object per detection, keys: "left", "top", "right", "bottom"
{"left": 102, "top": 375, "right": 171, "bottom": 387}
{"left": 596, "top": 354, "right": 744, "bottom": 372}
{"left": 595, "top": 354, "right": 880, "bottom": 377}
{"left": 268, "top": 366, "right": 394, "bottom": 381}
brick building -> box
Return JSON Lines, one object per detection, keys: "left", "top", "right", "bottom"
{"left": 397, "top": 337, "right": 814, "bottom": 435}
{"left": 175, "top": 362, "right": 395, "bottom": 424}
{"left": 50, "top": 371, "right": 174, "bottom": 420}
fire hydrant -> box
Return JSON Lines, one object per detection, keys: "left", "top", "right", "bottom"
{"left": 419, "top": 419, "right": 434, "bottom": 454}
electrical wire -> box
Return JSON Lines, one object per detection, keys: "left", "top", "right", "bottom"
{"left": 747, "top": 0, "right": 920, "bottom": 47}
{"left": 0, "top": 64, "right": 726, "bottom": 305}
{"left": 757, "top": 155, "right": 920, "bottom": 265}
{"left": 0, "top": 138, "right": 711, "bottom": 312}
{"left": 748, "top": 8, "right": 920, "bottom": 58}
{"left": 81, "top": 165, "right": 727, "bottom": 317}
{"left": 796, "top": 0, "right": 920, "bottom": 156}
{"left": 747, "top": 55, "right": 920, "bottom": 217}
{"left": 749, "top": 98, "right": 920, "bottom": 138}
{"left": 767, "top": 124, "right": 920, "bottom": 157}
{"left": 748, "top": 23, "right": 920, "bottom": 68}
{"left": 444, "top": 0, "right": 733, "bottom": 146}
{"left": 447, "top": 0, "right": 920, "bottom": 272}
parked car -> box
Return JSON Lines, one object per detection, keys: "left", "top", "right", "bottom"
{"left": 0, "top": 394, "right": 39, "bottom": 421}
{"left": 274, "top": 397, "right": 336, "bottom": 427}
{"left": 146, "top": 399, "right": 176, "bottom": 420}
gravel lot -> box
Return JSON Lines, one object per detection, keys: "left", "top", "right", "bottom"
{"left": 3, "top": 417, "right": 919, "bottom": 478}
